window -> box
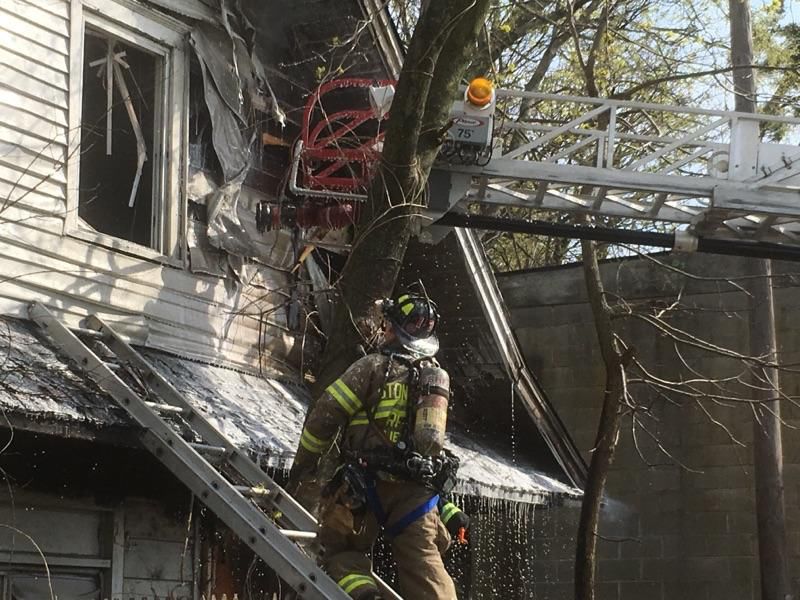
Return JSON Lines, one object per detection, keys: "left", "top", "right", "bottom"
{"left": 79, "top": 30, "right": 162, "bottom": 249}
{"left": 68, "top": 3, "right": 187, "bottom": 258}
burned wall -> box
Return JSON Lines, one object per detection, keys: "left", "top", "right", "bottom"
{"left": 0, "top": 431, "right": 197, "bottom": 599}
{"left": 498, "top": 253, "right": 800, "bottom": 600}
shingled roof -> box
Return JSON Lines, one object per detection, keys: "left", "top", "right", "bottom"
{"left": 0, "top": 316, "right": 577, "bottom": 503}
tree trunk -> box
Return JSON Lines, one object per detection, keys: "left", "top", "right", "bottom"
{"left": 312, "top": 0, "right": 491, "bottom": 397}
{"left": 575, "top": 239, "right": 627, "bottom": 600}
{"left": 729, "top": 2, "right": 791, "bottom": 597}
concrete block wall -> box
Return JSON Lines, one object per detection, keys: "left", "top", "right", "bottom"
{"left": 498, "top": 253, "right": 800, "bottom": 600}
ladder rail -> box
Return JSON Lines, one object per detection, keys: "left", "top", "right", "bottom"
{"left": 31, "top": 303, "right": 404, "bottom": 600}
{"left": 29, "top": 302, "right": 350, "bottom": 600}
{"left": 83, "top": 315, "right": 316, "bottom": 531}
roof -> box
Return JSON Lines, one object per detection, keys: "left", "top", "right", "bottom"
{"left": 0, "top": 316, "right": 578, "bottom": 504}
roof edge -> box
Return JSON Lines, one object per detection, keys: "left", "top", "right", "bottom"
{"left": 456, "top": 228, "right": 589, "bottom": 489}
{"left": 358, "top": 0, "right": 404, "bottom": 78}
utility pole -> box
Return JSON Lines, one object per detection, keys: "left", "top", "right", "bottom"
{"left": 729, "top": 1, "right": 792, "bottom": 598}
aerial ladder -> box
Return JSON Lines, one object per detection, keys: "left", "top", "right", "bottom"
{"left": 273, "top": 77, "right": 800, "bottom": 260}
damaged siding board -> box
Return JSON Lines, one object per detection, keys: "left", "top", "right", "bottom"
{"left": 0, "top": 8, "right": 70, "bottom": 57}
{"left": 0, "top": 163, "right": 67, "bottom": 200}
{"left": 0, "top": 47, "right": 70, "bottom": 93}
{"left": 0, "top": 149, "right": 68, "bottom": 186}
{"left": 0, "top": 89, "right": 69, "bottom": 128}
{"left": 0, "top": 122, "right": 69, "bottom": 156}
{"left": 0, "top": 28, "right": 70, "bottom": 73}
{"left": 2, "top": 0, "right": 70, "bottom": 38}
{"left": 17, "top": 0, "right": 71, "bottom": 20}
{"left": 0, "top": 0, "right": 70, "bottom": 222}
{"left": 123, "top": 499, "right": 194, "bottom": 598}
{"left": 1, "top": 67, "right": 70, "bottom": 111}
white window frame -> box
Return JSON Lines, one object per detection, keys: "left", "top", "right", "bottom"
{"left": 65, "top": 0, "right": 188, "bottom": 262}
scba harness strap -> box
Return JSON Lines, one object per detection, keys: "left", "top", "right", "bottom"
{"left": 364, "top": 476, "right": 440, "bottom": 538}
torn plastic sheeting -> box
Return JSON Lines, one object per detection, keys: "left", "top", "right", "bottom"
{"left": 192, "top": 23, "right": 247, "bottom": 124}
{"left": 191, "top": 24, "right": 253, "bottom": 259}
{"left": 186, "top": 169, "right": 298, "bottom": 276}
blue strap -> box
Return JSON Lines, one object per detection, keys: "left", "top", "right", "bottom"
{"left": 364, "top": 477, "right": 387, "bottom": 525}
{"left": 384, "top": 494, "right": 440, "bottom": 538}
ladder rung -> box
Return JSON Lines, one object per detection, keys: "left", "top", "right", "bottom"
{"left": 145, "top": 401, "right": 188, "bottom": 415}
{"left": 72, "top": 327, "right": 104, "bottom": 340}
{"left": 279, "top": 529, "right": 317, "bottom": 541}
{"left": 234, "top": 485, "right": 272, "bottom": 498}
{"left": 189, "top": 442, "right": 229, "bottom": 456}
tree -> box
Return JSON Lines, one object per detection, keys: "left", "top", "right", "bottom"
{"left": 312, "top": 0, "right": 492, "bottom": 395}
{"left": 730, "top": 1, "right": 791, "bottom": 597}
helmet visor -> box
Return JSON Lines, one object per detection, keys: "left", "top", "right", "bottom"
{"left": 393, "top": 325, "right": 439, "bottom": 358}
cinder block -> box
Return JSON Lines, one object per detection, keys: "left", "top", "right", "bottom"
{"left": 661, "top": 535, "right": 683, "bottom": 558}
{"left": 641, "top": 510, "right": 682, "bottom": 536}
{"left": 532, "top": 537, "right": 574, "bottom": 560}
{"left": 533, "top": 582, "right": 575, "bottom": 600}
{"left": 704, "top": 534, "right": 755, "bottom": 557}
{"left": 642, "top": 558, "right": 683, "bottom": 582}
{"left": 682, "top": 557, "right": 730, "bottom": 582}
{"left": 556, "top": 559, "right": 574, "bottom": 582}
{"left": 531, "top": 559, "right": 558, "bottom": 583}
{"left": 726, "top": 557, "right": 755, "bottom": 585}
{"left": 532, "top": 509, "right": 556, "bottom": 538}
{"left": 706, "top": 580, "right": 755, "bottom": 600}
{"left": 684, "top": 467, "right": 752, "bottom": 490}
{"left": 661, "top": 581, "right": 709, "bottom": 600}
{"left": 619, "top": 581, "right": 662, "bottom": 600}
{"left": 619, "top": 536, "right": 662, "bottom": 559}
{"left": 684, "top": 489, "right": 755, "bottom": 513}
{"left": 726, "top": 511, "right": 757, "bottom": 535}
{"left": 681, "top": 512, "right": 729, "bottom": 535}
{"left": 597, "top": 582, "right": 620, "bottom": 600}
{"left": 638, "top": 468, "right": 681, "bottom": 493}
{"left": 598, "top": 559, "right": 643, "bottom": 582}
{"left": 598, "top": 501, "right": 640, "bottom": 538}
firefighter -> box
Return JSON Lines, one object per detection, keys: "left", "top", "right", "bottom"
{"left": 289, "top": 292, "right": 465, "bottom": 600}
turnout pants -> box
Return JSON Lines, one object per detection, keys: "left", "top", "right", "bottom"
{"left": 319, "top": 480, "right": 457, "bottom": 600}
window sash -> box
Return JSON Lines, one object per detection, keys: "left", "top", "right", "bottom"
{"left": 65, "top": 0, "right": 187, "bottom": 261}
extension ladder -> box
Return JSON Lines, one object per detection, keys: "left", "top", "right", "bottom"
{"left": 28, "top": 302, "right": 401, "bottom": 600}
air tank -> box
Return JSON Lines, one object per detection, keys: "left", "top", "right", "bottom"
{"left": 413, "top": 366, "right": 450, "bottom": 456}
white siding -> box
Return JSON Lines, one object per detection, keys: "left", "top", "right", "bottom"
{"left": 0, "top": 0, "right": 70, "bottom": 222}
{"left": 0, "top": 0, "right": 301, "bottom": 378}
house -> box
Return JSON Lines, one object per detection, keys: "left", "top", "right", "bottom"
{"left": 0, "top": 0, "right": 583, "bottom": 597}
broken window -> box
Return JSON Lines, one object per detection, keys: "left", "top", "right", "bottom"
{"left": 79, "top": 29, "right": 163, "bottom": 250}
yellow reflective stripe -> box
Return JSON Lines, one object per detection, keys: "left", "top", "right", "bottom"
{"left": 398, "top": 293, "right": 414, "bottom": 315}
{"left": 377, "top": 398, "right": 406, "bottom": 408}
{"left": 300, "top": 428, "right": 329, "bottom": 454}
{"left": 327, "top": 379, "right": 362, "bottom": 416}
{"left": 374, "top": 409, "right": 404, "bottom": 419}
{"left": 337, "top": 574, "right": 375, "bottom": 594}
{"left": 441, "top": 502, "right": 460, "bottom": 524}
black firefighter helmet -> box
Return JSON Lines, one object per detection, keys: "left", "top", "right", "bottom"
{"left": 382, "top": 292, "right": 440, "bottom": 358}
